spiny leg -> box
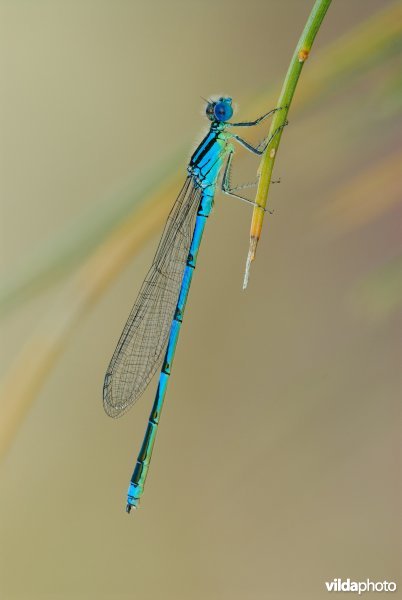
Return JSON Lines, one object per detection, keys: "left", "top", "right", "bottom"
{"left": 221, "top": 151, "right": 277, "bottom": 212}
{"left": 231, "top": 121, "right": 288, "bottom": 156}
{"left": 228, "top": 106, "right": 287, "bottom": 128}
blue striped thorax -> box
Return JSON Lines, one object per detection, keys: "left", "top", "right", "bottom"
{"left": 188, "top": 96, "right": 234, "bottom": 189}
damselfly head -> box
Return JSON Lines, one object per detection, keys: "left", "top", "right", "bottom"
{"left": 205, "top": 96, "right": 233, "bottom": 123}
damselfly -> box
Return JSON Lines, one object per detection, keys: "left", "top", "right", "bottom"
{"left": 103, "top": 97, "right": 284, "bottom": 512}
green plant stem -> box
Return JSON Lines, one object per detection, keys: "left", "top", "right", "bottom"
{"left": 243, "top": 0, "right": 332, "bottom": 288}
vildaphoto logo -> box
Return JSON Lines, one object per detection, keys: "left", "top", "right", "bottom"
{"left": 325, "top": 579, "right": 397, "bottom": 594}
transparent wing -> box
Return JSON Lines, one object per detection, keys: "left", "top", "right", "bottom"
{"left": 103, "top": 176, "right": 202, "bottom": 418}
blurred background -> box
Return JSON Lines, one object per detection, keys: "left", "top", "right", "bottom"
{"left": 1, "top": 1, "right": 401, "bottom": 599}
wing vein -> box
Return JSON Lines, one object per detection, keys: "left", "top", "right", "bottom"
{"left": 103, "top": 177, "right": 202, "bottom": 418}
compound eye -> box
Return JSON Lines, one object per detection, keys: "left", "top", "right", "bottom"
{"left": 214, "top": 101, "right": 233, "bottom": 122}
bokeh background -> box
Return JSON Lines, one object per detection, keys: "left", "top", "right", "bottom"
{"left": 1, "top": 1, "right": 401, "bottom": 599}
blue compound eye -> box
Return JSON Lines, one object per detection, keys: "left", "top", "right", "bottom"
{"left": 214, "top": 100, "right": 233, "bottom": 122}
